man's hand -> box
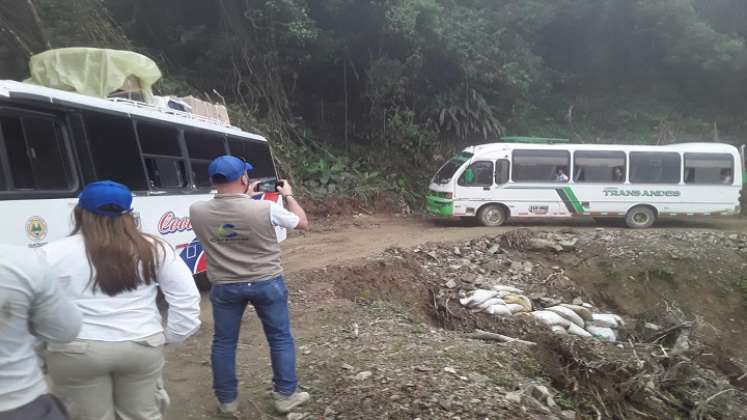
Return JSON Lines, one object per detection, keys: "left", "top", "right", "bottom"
{"left": 276, "top": 180, "right": 308, "bottom": 230}
{"left": 277, "top": 179, "right": 293, "bottom": 197}
{"left": 246, "top": 180, "right": 263, "bottom": 198}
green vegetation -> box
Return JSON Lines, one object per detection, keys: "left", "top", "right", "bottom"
{"left": 3, "top": 0, "right": 747, "bottom": 203}
{"left": 740, "top": 278, "right": 747, "bottom": 307}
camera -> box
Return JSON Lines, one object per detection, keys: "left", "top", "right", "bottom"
{"left": 254, "top": 177, "right": 281, "bottom": 193}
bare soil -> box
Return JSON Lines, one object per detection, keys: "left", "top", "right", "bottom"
{"left": 164, "top": 215, "right": 747, "bottom": 420}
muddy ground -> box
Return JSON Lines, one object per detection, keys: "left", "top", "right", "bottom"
{"left": 164, "top": 215, "right": 747, "bottom": 419}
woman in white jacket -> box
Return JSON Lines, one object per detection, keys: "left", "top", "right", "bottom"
{"left": 43, "top": 181, "right": 201, "bottom": 420}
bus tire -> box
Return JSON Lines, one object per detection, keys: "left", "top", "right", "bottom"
{"left": 625, "top": 206, "right": 656, "bottom": 229}
{"left": 477, "top": 204, "right": 507, "bottom": 227}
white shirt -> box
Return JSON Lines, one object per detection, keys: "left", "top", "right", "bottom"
{"left": 0, "top": 246, "right": 81, "bottom": 411}
{"left": 43, "top": 235, "right": 201, "bottom": 344}
{"left": 270, "top": 202, "right": 300, "bottom": 229}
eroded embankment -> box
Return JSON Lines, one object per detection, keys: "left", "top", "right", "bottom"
{"left": 321, "top": 228, "right": 747, "bottom": 419}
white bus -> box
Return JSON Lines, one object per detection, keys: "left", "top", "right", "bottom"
{"left": 427, "top": 140, "right": 742, "bottom": 228}
{"left": 0, "top": 80, "right": 282, "bottom": 282}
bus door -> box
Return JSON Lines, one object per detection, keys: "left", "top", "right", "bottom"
{"left": 454, "top": 160, "right": 495, "bottom": 208}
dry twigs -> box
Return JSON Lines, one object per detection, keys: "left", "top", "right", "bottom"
{"left": 466, "top": 329, "right": 537, "bottom": 346}
{"left": 691, "top": 388, "right": 737, "bottom": 420}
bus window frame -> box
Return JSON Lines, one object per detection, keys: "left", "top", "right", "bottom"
{"left": 0, "top": 100, "right": 277, "bottom": 198}
{"left": 227, "top": 136, "right": 278, "bottom": 180}
{"left": 511, "top": 149, "right": 571, "bottom": 183}
{"left": 184, "top": 129, "right": 229, "bottom": 190}
{"left": 629, "top": 151, "right": 682, "bottom": 185}
{"left": 0, "top": 105, "right": 79, "bottom": 198}
{"left": 133, "top": 119, "right": 191, "bottom": 193}
{"left": 457, "top": 160, "right": 495, "bottom": 187}
{"left": 495, "top": 159, "right": 510, "bottom": 185}
{"left": 65, "top": 112, "right": 97, "bottom": 185}
{"left": 572, "top": 150, "right": 627, "bottom": 184}
{"left": 683, "top": 152, "right": 735, "bottom": 185}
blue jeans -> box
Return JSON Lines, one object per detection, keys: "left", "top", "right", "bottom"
{"left": 209, "top": 275, "right": 297, "bottom": 403}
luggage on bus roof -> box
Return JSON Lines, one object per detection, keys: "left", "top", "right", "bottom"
{"left": 24, "top": 48, "right": 162, "bottom": 101}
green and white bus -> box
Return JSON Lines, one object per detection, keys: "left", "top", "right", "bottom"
{"left": 427, "top": 140, "right": 742, "bottom": 228}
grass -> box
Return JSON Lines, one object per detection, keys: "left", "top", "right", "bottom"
{"left": 740, "top": 278, "right": 747, "bottom": 306}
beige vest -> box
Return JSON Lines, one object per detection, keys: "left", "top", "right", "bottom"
{"left": 190, "top": 194, "right": 282, "bottom": 284}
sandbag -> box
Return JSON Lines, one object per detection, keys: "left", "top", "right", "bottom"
{"left": 503, "top": 294, "right": 532, "bottom": 312}
{"left": 484, "top": 304, "right": 513, "bottom": 316}
{"left": 546, "top": 306, "right": 585, "bottom": 329}
{"left": 567, "top": 323, "right": 593, "bottom": 337}
{"left": 586, "top": 325, "right": 617, "bottom": 342}
{"left": 559, "top": 304, "right": 594, "bottom": 322}
{"left": 531, "top": 310, "right": 570, "bottom": 328}
{"left": 505, "top": 303, "right": 528, "bottom": 314}
{"left": 459, "top": 289, "right": 498, "bottom": 308}
{"left": 589, "top": 313, "right": 624, "bottom": 329}
{"left": 476, "top": 297, "right": 506, "bottom": 310}
{"left": 492, "top": 285, "right": 524, "bottom": 294}
{"left": 551, "top": 325, "right": 568, "bottom": 335}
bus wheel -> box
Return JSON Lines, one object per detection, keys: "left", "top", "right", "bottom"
{"left": 477, "top": 204, "right": 507, "bottom": 227}
{"left": 625, "top": 206, "right": 656, "bottom": 229}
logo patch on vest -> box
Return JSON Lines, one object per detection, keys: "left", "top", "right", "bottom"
{"left": 210, "top": 223, "right": 248, "bottom": 243}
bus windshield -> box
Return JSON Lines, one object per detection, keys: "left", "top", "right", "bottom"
{"left": 433, "top": 152, "right": 473, "bottom": 184}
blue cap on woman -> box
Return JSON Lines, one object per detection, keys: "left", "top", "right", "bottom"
{"left": 78, "top": 181, "right": 134, "bottom": 217}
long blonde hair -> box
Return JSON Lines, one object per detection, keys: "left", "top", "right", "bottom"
{"left": 72, "top": 206, "right": 165, "bottom": 296}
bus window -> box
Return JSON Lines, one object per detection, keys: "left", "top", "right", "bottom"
{"left": 684, "top": 153, "right": 733, "bottom": 184}
{"left": 0, "top": 114, "right": 72, "bottom": 191}
{"left": 85, "top": 113, "right": 148, "bottom": 191}
{"left": 458, "top": 161, "right": 493, "bottom": 186}
{"left": 136, "top": 121, "right": 187, "bottom": 189}
{"left": 186, "top": 131, "right": 226, "bottom": 188}
{"left": 629, "top": 152, "right": 681, "bottom": 184}
{"left": 512, "top": 150, "right": 570, "bottom": 183}
{"left": 432, "top": 152, "right": 473, "bottom": 184}
{"left": 495, "top": 159, "right": 510, "bottom": 184}
{"left": 573, "top": 151, "right": 626, "bottom": 183}
{"left": 67, "top": 114, "right": 96, "bottom": 184}
{"left": 228, "top": 138, "right": 275, "bottom": 178}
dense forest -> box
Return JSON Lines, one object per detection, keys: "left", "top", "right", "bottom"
{"left": 1, "top": 0, "right": 746, "bottom": 201}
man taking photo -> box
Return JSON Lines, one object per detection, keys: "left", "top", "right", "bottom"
{"left": 190, "top": 155, "right": 309, "bottom": 417}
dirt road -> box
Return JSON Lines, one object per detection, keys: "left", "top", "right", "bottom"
{"left": 281, "top": 215, "right": 747, "bottom": 273}
{"left": 164, "top": 215, "right": 747, "bottom": 419}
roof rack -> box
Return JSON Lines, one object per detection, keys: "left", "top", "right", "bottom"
{"left": 109, "top": 97, "right": 231, "bottom": 128}
{"left": 501, "top": 136, "right": 569, "bottom": 144}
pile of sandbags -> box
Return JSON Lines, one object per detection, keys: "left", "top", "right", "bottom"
{"left": 459, "top": 285, "right": 533, "bottom": 317}
{"left": 459, "top": 287, "right": 624, "bottom": 342}
{"left": 529, "top": 307, "right": 622, "bottom": 342}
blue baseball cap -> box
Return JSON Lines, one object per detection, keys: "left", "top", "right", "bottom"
{"left": 208, "top": 155, "right": 254, "bottom": 183}
{"left": 78, "top": 181, "right": 134, "bottom": 217}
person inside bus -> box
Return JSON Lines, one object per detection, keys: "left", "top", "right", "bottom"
{"left": 189, "top": 156, "right": 310, "bottom": 417}
{"left": 42, "top": 180, "right": 201, "bottom": 420}
{"left": 612, "top": 166, "right": 625, "bottom": 182}
{"left": 554, "top": 167, "right": 569, "bottom": 182}
{"left": 0, "top": 246, "right": 82, "bottom": 420}
{"left": 721, "top": 168, "right": 733, "bottom": 184}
